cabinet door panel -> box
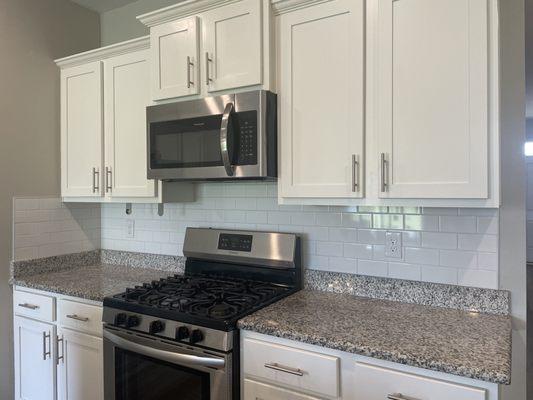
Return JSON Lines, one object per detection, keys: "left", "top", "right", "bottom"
{"left": 204, "top": 0, "right": 262, "bottom": 92}
{"left": 61, "top": 62, "right": 103, "bottom": 197}
{"left": 14, "top": 316, "right": 55, "bottom": 400}
{"left": 377, "top": 0, "right": 488, "bottom": 198}
{"left": 244, "top": 379, "right": 321, "bottom": 400}
{"left": 104, "top": 50, "right": 156, "bottom": 198}
{"left": 151, "top": 16, "right": 199, "bottom": 100}
{"left": 279, "top": 0, "right": 365, "bottom": 198}
{"left": 57, "top": 328, "right": 103, "bottom": 400}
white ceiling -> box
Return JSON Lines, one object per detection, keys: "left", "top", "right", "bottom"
{"left": 69, "top": 0, "right": 138, "bottom": 13}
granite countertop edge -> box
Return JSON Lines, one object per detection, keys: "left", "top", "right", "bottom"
{"left": 237, "top": 321, "right": 511, "bottom": 385}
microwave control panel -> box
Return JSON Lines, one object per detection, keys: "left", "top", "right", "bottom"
{"left": 235, "top": 111, "right": 258, "bottom": 166}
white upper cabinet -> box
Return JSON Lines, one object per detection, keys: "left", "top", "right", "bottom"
{"left": 376, "top": 0, "right": 489, "bottom": 199}
{"left": 203, "top": 0, "right": 263, "bottom": 92}
{"left": 138, "top": 0, "right": 271, "bottom": 101}
{"left": 278, "top": 0, "right": 365, "bottom": 198}
{"left": 60, "top": 61, "right": 103, "bottom": 198}
{"left": 150, "top": 17, "right": 199, "bottom": 100}
{"left": 14, "top": 316, "right": 56, "bottom": 400}
{"left": 104, "top": 49, "right": 156, "bottom": 198}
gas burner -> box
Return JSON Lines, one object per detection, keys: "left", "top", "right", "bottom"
{"left": 112, "top": 275, "right": 291, "bottom": 322}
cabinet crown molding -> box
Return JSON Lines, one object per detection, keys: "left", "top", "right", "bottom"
{"left": 271, "top": 0, "right": 334, "bottom": 15}
{"left": 55, "top": 36, "right": 149, "bottom": 69}
{"left": 137, "top": 0, "right": 242, "bottom": 27}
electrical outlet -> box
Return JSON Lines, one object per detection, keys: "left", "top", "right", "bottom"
{"left": 126, "top": 220, "right": 135, "bottom": 239}
{"left": 385, "top": 231, "right": 402, "bottom": 258}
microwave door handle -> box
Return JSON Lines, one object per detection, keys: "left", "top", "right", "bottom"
{"left": 220, "top": 102, "right": 235, "bottom": 176}
{"left": 103, "top": 330, "right": 225, "bottom": 369}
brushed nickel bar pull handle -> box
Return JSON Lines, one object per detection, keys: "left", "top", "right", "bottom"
{"left": 205, "top": 52, "right": 212, "bottom": 85}
{"left": 186, "top": 56, "right": 194, "bottom": 88}
{"left": 352, "top": 154, "right": 359, "bottom": 192}
{"left": 42, "top": 331, "right": 51, "bottom": 360}
{"left": 105, "top": 167, "right": 112, "bottom": 193}
{"left": 66, "top": 314, "right": 89, "bottom": 322}
{"left": 18, "top": 303, "right": 39, "bottom": 310}
{"left": 56, "top": 335, "right": 64, "bottom": 365}
{"left": 92, "top": 168, "right": 100, "bottom": 193}
{"left": 388, "top": 393, "right": 419, "bottom": 400}
{"left": 380, "top": 153, "right": 388, "bottom": 193}
{"left": 264, "top": 363, "right": 304, "bottom": 376}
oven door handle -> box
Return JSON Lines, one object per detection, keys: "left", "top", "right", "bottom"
{"left": 104, "top": 330, "right": 225, "bottom": 369}
{"left": 220, "top": 102, "right": 235, "bottom": 177}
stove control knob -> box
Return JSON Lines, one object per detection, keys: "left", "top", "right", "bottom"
{"left": 114, "top": 313, "right": 127, "bottom": 326}
{"left": 126, "top": 315, "right": 140, "bottom": 328}
{"left": 190, "top": 329, "right": 204, "bottom": 344}
{"left": 149, "top": 320, "right": 165, "bottom": 334}
{"left": 176, "top": 326, "right": 190, "bottom": 341}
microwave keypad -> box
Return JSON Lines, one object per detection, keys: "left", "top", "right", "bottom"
{"left": 235, "top": 111, "right": 258, "bottom": 166}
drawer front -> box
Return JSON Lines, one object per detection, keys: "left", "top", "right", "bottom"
{"left": 14, "top": 290, "right": 55, "bottom": 322}
{"left": 59, "top": 299, "right": 102, "bottom": 336}
{"left": 244, "top": 379, "right": 321, "bottom": 400}
{"left": 243, "top": 338, "right": 339, "bottom": 398}
{"left": 353, "top": 362, "right": 486, "bottom": 400}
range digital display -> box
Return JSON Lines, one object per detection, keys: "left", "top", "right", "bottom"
{"left": 218, "top": 234, "right": 253, "bottom": 252}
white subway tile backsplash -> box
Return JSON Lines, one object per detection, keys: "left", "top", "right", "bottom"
{"left": 404, "top": 215, "right": 438, "bottom": 231}
{"left": 458, "top": 234, "right": 498, "bottom": 252}
{"left": 421, "top": 232, "right": 457, "bottom": 249}
{"left": 404, "top": 247, "right": 439, "bottom": 265}
{"left": 357, "top": 229, "right": 386, "bottom": 244}
{"left": 13, "top": 185, "right": 500, "bottom": 290}
{"left": 439, "top": 216, "right": 477, "bottom": 233}
{"left": 358, "top": 260, "right": 388, "bottom": 277}
{"left": 372, "top": 214, "right": 403, "bottom": 230}
{"left": 439, "top": 250, "right": 477, "bottom": 268}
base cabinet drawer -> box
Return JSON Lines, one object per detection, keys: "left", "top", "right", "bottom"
{"left": 243, "top": 338, "right": 339, "bottom": 398}
{"left": 14, "top": 290, "right": 55, "bottom": 322}
{"left": 59, "top": 299, "right": 102, "bottom": 336}
{"left": 244, "top": 379, "right": 321, "bottom": 400}
{"left": 353, "top": 362, "right": 487, "bottom": 400}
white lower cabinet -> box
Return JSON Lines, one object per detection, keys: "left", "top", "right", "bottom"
{"left": 57, "top": 328, "right": 103, "bottom": 400}
{"left": 244, "top": 379, "right": 321, "bottom": 400}
{"left": 14, "top": 316, "right": 56, "bottom": 400}
{"left": 241, "top": 330, "right": 499, "bottom": 400}
{"left": 13, "top": 287, "right": 103, "bottom": 400}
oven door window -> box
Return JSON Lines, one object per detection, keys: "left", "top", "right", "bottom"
{"left": 115, "top": 348, "right": 210, "bottom": 400}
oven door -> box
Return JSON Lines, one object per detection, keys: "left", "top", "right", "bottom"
{"left": 103, "top": 327, "right": 231, "bottom": 400}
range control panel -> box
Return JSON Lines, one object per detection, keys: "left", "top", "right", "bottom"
{"left": 218, "top": 233, "right": 253, "bottom": 252}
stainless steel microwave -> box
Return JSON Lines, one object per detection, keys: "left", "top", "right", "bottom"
{"left": 147, "top": 90, "right": 277, "bottom": 181}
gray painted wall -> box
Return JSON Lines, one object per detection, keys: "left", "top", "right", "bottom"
{"left": 101, "top": 0, "right": 185, "bottom": 45}
{"left": 498, "top": 0, "right": 527, "bottom": 399}
{"left": 0, "top": 1, "right": 100, "bottom": 398}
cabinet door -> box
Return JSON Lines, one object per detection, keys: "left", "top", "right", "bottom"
{"left": 377, "top": 0, "right": 489, "bottom": 199}
{"left": 150, "top": 16, "right": 199, "bottom": 100}
{"left": 104, "top": 50, "right": 156, "bottom": 198}
{"left": 203, "top": 0, "right": 262, "bottom": 92}
{"left": 14, "top": 316, "right": 56, "bottom": 400}
{"left": 57, "top": 328, "right": 103, "bottom": 400}
{"left": 243, "top": 379, "right": 321, "bottom": 400}
{"left": 279, "top": 0, "right": 365, "bottom": 198}
{"left": 353, "top": 362, "right": 486, "bottom": 400}
{"left": 61, "top": 62, "right": 103, "bottom": 197}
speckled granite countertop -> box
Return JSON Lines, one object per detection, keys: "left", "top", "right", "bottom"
{"left": 238, "top": 290, "right": 512, "bottom": 384}
{"left": 12, "top": 264, "right": 177, "bottom": 302}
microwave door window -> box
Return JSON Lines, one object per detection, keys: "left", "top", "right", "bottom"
{"left": 150, "top": 115, "right": 224, "bottom": 169}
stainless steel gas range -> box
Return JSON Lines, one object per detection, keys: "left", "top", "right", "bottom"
{"left": 102, "top": 228, "right": 302, "bottom": 400}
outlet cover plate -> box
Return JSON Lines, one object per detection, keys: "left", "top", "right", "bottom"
{"left": 385, "top": 231, "right": 402, "bottom": 258}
